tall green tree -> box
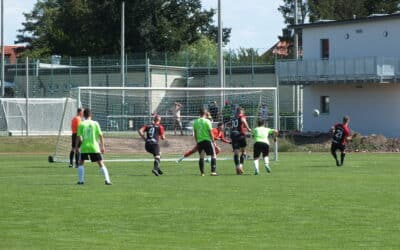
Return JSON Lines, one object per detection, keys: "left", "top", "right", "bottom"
{"left": 278, "top": 0, "right": 309, "bottom": 25}
{"left": 16, "top": 0, "right": 231, "bottom": 57}
{"left": 307, "top": 0, "right": 400, "bottom": 22}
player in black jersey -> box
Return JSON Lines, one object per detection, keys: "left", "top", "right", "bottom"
{"left": 138, "top": 115, "right": 166, "bottom": 176}
{"left": 230, "top": 107, "right": 252, "bottom": 175}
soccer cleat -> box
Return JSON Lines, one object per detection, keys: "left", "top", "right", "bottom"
{"left": 157, "top": 169, "right": 163, "bottom": 175}
{"left": 336, "top": 160, "right": 340, "bottom": 167}
{"left": 265, "top": 165, "right": 271, "bottom": 173}
{"left": 152, "top": 169, "right": 160, "bottom": 176}
{"left": 105, "top": 181, "right": 112, "bottom": 185}
{"left": 200, "top": 173, "right": 205, "bottom": 176}
{"left": 210, "top": 172, "right": 218, "bottom": 176}
{"left": 176, "top": 157, "right": 184, "bottom": 163}
{"left": 77, "top": 181, "right": 84, "bottom": 185}
{"left": 69, "top": 164, "right": 73, "bottom": 168}
{"left": 254, "top": 170, "right": 259, "bottom": 175}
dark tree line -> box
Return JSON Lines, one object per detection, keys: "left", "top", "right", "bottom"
{"left": 16, "top": 0, "right": 231, "bottom": 57}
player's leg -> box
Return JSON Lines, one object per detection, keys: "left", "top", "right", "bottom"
{"left": 69, "top": 135, "right": 75, "bottom": 167}
{"left": 151, "top": 144, "right": 162, "bottom": 176}
{"left": 208, "top": 141, "right": 217, "bottom": 176}
{"left": 96, "top": 156, "right": 112, "bottom": 185}
{"left": 253, "top": 143, "right": 261, "bottom": 175}
{"left": 199, "top": 151, "right": 206, "bottom": 176}
{"left": 177, "top": 145, "right": 198, "bottom": 163}
{"left": 263, "top": 144, "right": 271, "bottom": 173}
{"left": 331, "top": 143, "right": 340, "bottom": 166}
{"left": 340, "top": 145, "right": 346, "bottom": 166}
{"left": 178, "top": 120, "right": 183, "bottom": 135}
{"left": 77, "top": 153, "right": 86, "bottom": 184}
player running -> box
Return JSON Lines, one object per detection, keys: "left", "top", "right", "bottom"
{"left": 330, "top": 116, "right": 352, "bottom": 166}
{"left": 138, "top": 115, "right": 166, "bottom": 176}
{"left": 177, "top": 122, "right": 231, "bottom": 163}
{"left": 252, "top": 119, "right": 278, "bottom": 175}
{"left": 76, "top": 108, "right": 112, "bottom": 185}
{"left": 230, "top": 107, "right": 251, "bottom": 175}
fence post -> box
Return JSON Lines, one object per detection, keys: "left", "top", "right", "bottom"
{"left": 25, "top": 57, "right": 29, "bottom": 136}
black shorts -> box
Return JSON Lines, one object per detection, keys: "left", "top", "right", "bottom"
{"left": 230, "top": 131, "right": 247, "bottom": 150}
{"left": 71, "top": 133, "right": 81, "bottom": 148}
{"left": 197, "top": 140, "right": 215, "bottom": 156}
{"left": 145, "top": 141, "right": 160, "bottom": 156}
{"left": 253, "top": 142, "right": 270, "bottom": 159}
{"left": 80, "top": 153, "right": 103, "bottom": 162}
{"left": 331, "top": 142, "right": 345, "bottom": 152}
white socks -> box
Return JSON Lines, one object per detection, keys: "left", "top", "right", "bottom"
{"left": 78, "top": 165, "right": 85, "bottom": 183}
{"left": 101, "top": 166, "right": 111, "bottom": 183}
{"left": 264, "top": 157, "right": 269, "bottom": 167}
{"left": 253, "top": 160, "right": 259, "bottom": 172}
{"left": 77, "top": 165, "right": 111, "bottom": 183}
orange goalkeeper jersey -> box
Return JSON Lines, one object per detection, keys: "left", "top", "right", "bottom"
{"left": 71, "top": 115, "right": 81, "bottom": 134}
{"left": 212, "top": 128, "right": 230, "bottom": 143}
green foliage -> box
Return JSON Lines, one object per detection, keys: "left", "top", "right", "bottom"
{"left": 307, "top": 0, "right": 400, "bottom": 22}
{"left": 16, "top": 0, "right": 231, "bottom": 57}
{"left": 1, "top": 153, "right": 400, "bottom": 249}
{"left": 278, "top": 0, "right": 309, "bottom": 25}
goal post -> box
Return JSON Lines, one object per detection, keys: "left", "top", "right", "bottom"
{"left": 52, "top": 87, "right": 278, "bottom": 163}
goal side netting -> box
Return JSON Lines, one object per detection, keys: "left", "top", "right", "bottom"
{"left": 0, "top": 98, "right": 77, "bottom": 136}
{"left": 52, "top": 87, "right": 278, "bottom": 163}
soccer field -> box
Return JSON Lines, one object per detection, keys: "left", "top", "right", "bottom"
{"left": 0, "top": 153, "right": 399, "bottom": 249}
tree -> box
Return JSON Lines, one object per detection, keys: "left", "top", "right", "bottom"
{"left": 307, "top": 0, "right": 400, "bottom": 22}
{"left": 16, "top": 0, "right": 231, "bottom": 57}
{"left": 278, "top": 0, "right": 309, "bottom": 25}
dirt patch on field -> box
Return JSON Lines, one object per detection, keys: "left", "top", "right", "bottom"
{"left": 105, "top": 135, "right": 233, "bottom": 155}
{"left": 282, "top": 132, "right": 400, "bottom": 152}
{"left": 105, "top": 132, "right": 400, "bottom": 154}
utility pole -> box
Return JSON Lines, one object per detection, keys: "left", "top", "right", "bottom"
{"left": 1, "top": 0, "right": 4, "bottom": 97}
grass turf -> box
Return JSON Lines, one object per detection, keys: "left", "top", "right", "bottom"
{"left": 0, "top": 153, "right": 399, "bottom": 249}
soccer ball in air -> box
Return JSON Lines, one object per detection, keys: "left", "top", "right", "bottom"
{"left": 312, "top": 109, "right": 320, "bottom": 117}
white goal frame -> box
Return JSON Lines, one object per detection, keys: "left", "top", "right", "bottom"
{"left": 52, "top": 87, "right": 279, "bottom": 163}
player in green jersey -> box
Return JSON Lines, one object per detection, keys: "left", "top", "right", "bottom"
{"left": 76, "top": 108, "right": 112, "bottom": 185}
{"left": 252, "top": 119, "right": 278, "bottom": 175}
{"left": 193, "top": 108, "right": 217, "bottom": 176}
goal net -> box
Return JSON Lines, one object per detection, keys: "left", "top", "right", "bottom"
{"left": 0, "top": 98, "right": 77, "bottom": 136}
{"left": 52, "top": 87, "right": 278, "bottom": 163}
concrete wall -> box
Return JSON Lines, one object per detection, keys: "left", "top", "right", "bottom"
{"left": 302, "top": 18, "right": 400, "bottom": 59}
{"left": 303, "top": 83, "right": 400, "bottom": 137}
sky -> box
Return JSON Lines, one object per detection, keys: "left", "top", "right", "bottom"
{"left": 3, "top": 0, "right": 285, "bottom": 51}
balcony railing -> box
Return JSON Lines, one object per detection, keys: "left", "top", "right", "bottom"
{"left": 276, "top": 57, "right": 400, "bottom": 84}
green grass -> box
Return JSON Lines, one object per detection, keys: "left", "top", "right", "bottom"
{"left": 1, "top": 153, "right": 400, "bottom": 249}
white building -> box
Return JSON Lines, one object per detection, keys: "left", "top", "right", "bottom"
{"left": 277, "top": 13, "right": 400, "bottom": 137}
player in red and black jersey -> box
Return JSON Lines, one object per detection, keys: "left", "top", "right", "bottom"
{"left": 330, "top": 116, "right": 352, "bottom": 166}
{"left": 230, "top": 107, "right": 252, "bottom": 175}
{"left": 138, "top": 115, "right": 166, "bottom": 176}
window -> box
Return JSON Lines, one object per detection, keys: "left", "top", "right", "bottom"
{"left": 321, "top": 96, "right": 330, "bottom": 114}
{"left": 320, "top": 39, "right": 329, "bottom": 59}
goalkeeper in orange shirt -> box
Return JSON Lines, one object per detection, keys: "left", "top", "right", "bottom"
{"left": 177, "top": 121, "right": 231, "bottom": 163}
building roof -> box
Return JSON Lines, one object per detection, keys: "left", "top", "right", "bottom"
{"left": 290, "top": 12, "right": 400, "bottom": 29}
{"left": 3, "top": 45, "right": 25, "bottom": 55}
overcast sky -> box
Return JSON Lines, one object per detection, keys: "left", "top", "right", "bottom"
{"left": 4, "top": 0, "right": 285, "bottom": 51}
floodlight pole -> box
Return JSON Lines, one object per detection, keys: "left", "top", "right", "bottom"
{"left": 1, "top": 0, "right": 4, "bottom": 97}
{"left": 121, "top": 1, "right": 126, "bottom": 126}
{"left": 218, "top": 0, "right": 224, "bottom": 108}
